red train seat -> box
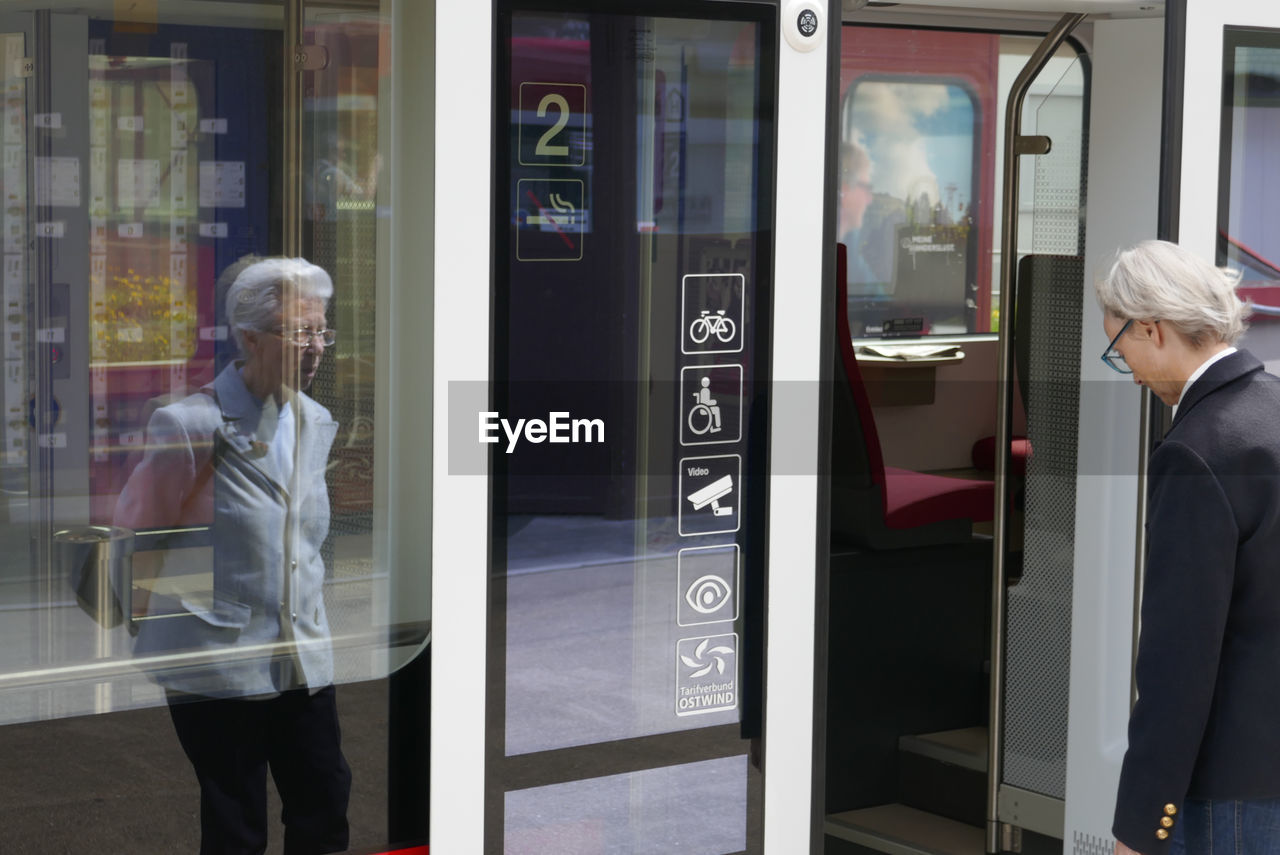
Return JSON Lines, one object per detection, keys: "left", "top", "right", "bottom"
{"left": 831, "top": 243, "right": 994, "bottom": 549}
{"left": 970, "top": 434, "right": 1031, "bottom": 476}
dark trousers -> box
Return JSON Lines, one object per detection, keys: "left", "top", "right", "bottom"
{"left": 1171, "top": 798, "right": 1280, "bottom": 855}
{"left": 168, "top": 685, "right": 352, "bottom": 855}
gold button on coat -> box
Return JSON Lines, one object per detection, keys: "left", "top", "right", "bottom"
{"left": 1160, "top": 817, "right": 1174, "bottom": 828}
{"left": 1164, "top": 804, "right": 1178, "bottom": 816}
{"left": 1156, "top": 829, "right": 1169, "bottom": 840}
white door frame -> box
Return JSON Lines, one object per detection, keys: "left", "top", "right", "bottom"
{"left": 431, "top": 1, "right": 835, "bottom": 851}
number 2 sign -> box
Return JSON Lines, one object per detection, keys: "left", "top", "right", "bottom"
{"left": 518, "top": 82, "right": 586, "bottom": 166}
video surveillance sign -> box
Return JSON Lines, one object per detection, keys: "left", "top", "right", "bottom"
{"left": 678, "top": 454, "right": 741, "bottom": 536}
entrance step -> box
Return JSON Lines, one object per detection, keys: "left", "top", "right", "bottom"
{"left": 825, "top": 804, "right": 985, "bottom": 855}
{"left": 897, "top": 727, "right": 988, "bottom": 772}
{"left": 897, "top": 727, "right": 988, "bottom": 827}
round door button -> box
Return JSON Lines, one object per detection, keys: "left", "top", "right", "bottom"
{"left": 797, "top": 9, "right": 818, "bottom": 37}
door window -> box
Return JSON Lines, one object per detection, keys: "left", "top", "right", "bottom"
{"left": 1219, "top": 28, "right": 1280, "bottom": 366}
{"left": 491, "top": 5, "right": 775, "bottom": 851}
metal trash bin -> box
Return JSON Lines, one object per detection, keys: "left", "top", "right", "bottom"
{"left": 54, "top": 525, "right": 135, "bottom": 631}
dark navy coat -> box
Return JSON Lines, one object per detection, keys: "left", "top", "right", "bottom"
{"left": 1114, "top": 350, "right": 1280, "bottom": 852}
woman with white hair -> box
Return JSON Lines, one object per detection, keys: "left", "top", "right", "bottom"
{"left": 116, "top": 256, "right": 350, "bottom": 854}
{"left": 1099, "top": 240, "right": 1280, "bottom": 855}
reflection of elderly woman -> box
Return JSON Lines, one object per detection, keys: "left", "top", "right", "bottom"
{"left": 115, "top": 257, "right": 349, "bottom": 854}
{"left": 838, "top": 140, "right": 879, "bottom": 288}
{"left": 1098, "top": 241, "right": 1280, "bottom": 855}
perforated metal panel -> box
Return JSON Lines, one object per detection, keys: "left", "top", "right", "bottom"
{"left": 1000, "top": 61, "right": 1089, "bottom": 800}
{"left": 1031, "top": 123, "right": 1085, "bottom": 256}
{"left": 1030, "top": 54, "right": 1087, "bottom": 258}
{"left": 1001, "top": 252, "right": 1084, "bottom": 800}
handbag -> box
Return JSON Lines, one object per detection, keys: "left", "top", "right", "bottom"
{"left": 61, "top": 439, "right": 217, "bottom": 634}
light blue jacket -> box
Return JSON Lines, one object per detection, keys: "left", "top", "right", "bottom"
{"left": 115, "top": 363, "right": 339, "bottom": 698}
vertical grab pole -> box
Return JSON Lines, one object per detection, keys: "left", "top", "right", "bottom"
{"left": 283, "top": 0, "right": 304, "bottom": 257}
{"left": 33, "top": 9, "right": 55, "bottom": 674}
{"left": 987, "top": 13, "right": 1086, "bottom": 854}
{"left": 1131, "top": 388, "right": 1152, "bottom": 709}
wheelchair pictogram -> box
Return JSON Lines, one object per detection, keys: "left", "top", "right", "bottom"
{"left": 687, "top": 376, "right": 723, "bottom": 436}
{"left": 680, "top": 366, "right": 741, "bottom": 447}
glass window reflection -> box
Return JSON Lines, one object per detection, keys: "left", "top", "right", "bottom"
{"left": 0, "top": 2, "right": 425, "bottom": 852}
{"left": 1220, "top": 32, "right": 1280, "bottom": 368}
{"left": 842, "top": 79, "right": 978, "bottom": 336}
{"left": 0, "top": 3, "right": 415, "bottom": 721}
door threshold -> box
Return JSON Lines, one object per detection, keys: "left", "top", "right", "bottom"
{"left": 825, "top": 803, "right": 985, "bottom": 855}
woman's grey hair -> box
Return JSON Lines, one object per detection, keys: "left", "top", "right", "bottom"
{"left": 222, "top": 256, "right": 334, "bottom": 351}
{"left": 841, "top": 139, "right": 871, "bottom": 180}
{"left": 1095, "top": 239, "right": 1247, "bottom": 347}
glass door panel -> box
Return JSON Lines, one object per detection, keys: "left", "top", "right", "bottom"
{"left": 0, "top": 0, "right": 417, "bottom": 721}
{"left": 0, "top": 4, "right": 291, "bottom": 721}
{"left": 490, "top": 3, "right": 775, "bottom": 851}
{"left": 1218, "top": 27, "right": 1280, "bottom": 369}
{"left": 1176, "top": 2, "right": 1280, "bottom": 261}
{"left": 997, "top": 51, "right": 1088, "bottom": 839}
{"left": 0, "top": 2, "right": 431, "bottom": 851}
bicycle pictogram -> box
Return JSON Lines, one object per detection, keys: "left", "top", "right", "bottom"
{"left": 681, "top": 273, "right": 744, "bottom": 355}
{"left": 688, "top": 309, "right": 736, "bottom": 345}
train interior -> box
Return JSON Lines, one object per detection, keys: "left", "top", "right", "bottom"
{"left": 825, "top": 4, "right": 1091, "bottom": 853}
{"left": 827, "top": 1, "right": 1280, "bottom": 854}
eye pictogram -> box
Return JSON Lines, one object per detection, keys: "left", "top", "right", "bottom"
{"left": 685, "top": 575, "right": 732, "bottom": 614}
{"left": 680, "top": 637, "right": 735, "bottom": 679}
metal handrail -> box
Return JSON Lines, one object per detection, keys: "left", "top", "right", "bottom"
{"left": 283, "top": 0, "right": 304, "bottom": 256}
{"left": 1131, "top": 388, "right": 1151, "bottom": 709}
{"left": 987, "top": 12, "right": 1087, "bottom": 854}
{"left": 0, "top": 620, "right": 430, "bottom": 694}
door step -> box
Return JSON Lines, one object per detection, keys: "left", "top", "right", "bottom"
{"left": 898, "top": 726, "right": 988, "bottom": 772}
{"left": 826, "top": 804, "right": 985, "bottom": 855}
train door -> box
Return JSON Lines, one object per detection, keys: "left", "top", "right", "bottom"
{"left": 431, "top": 0, "right": 834, "bottom": 852}
{"left": 0, "top": 1, "right": 432, "bottom": 851}
{"left": 824, "top": 6, "right": 1100, "bottom": 854}
{"left": 821, "top": 4, "right": 1191, "bottom": 855}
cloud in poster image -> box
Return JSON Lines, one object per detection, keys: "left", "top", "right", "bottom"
{"left": 849, "top": 81, "right": 950, "bottom": 206}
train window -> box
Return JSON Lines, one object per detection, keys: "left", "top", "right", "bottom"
{"left": 840, "top": 26, "right": 1087, "bottom": 341}
{"left": 1219, "top": 28, "right": 1280, "bottom": 365}
{"left": 841, "top": 78, "right": 978, "bottom": 336}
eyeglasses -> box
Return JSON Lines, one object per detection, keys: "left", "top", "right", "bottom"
{"left": 272, "top": 327, "right": 336, "bottom": 347}
{"left": 1100, "top": 319, "right": 1133, "bottom": 374}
